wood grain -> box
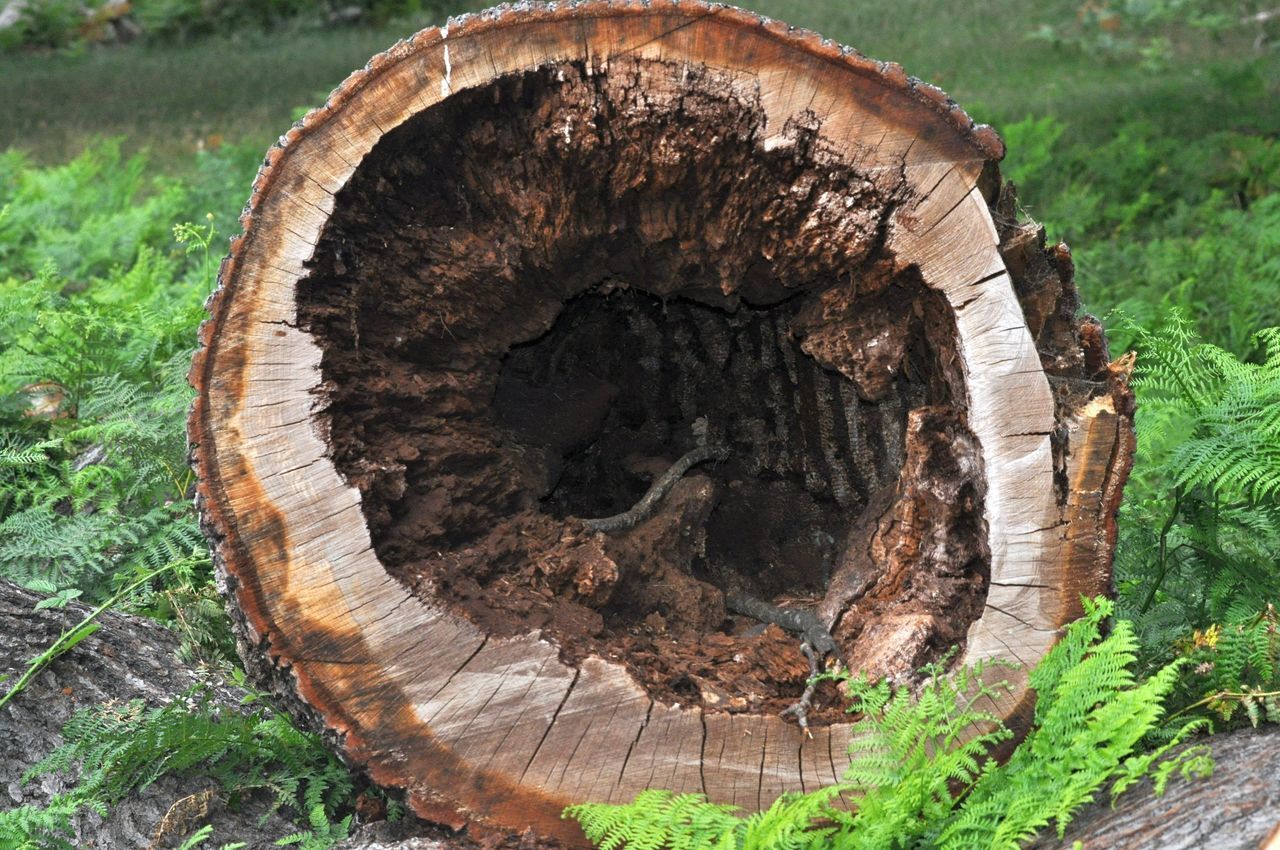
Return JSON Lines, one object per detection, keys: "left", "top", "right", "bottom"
{"left": 189, "top": 2, "right": 1129, "bottom": 843}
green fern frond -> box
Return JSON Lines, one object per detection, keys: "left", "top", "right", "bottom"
{"left": 1128, "top": 310, "right": 1280, "bottom": 504}
{"left": 566, "top": 790, "right": 745, "bottom": 850}
{"left": 566, "top": 599, "right": 1207, "bottom": 850}
{"left": 1116, "top": 310, "right": 1280, "bottom": 651}
{"left": 14, "top": 686, "right": 357, "bottom": 850}
{"left": 940, "top": 598, "right": 1209, "bottom": 848}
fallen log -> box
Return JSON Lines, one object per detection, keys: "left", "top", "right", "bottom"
{"left": 1027, "top": 724, "right": 1280, "bottom": 850}
{"left": 188, "top": 2, "right": 1134, "bottom": 843}
{"left": 0, "top": 577, "right": 534, "bottom": 849}
{"left": 0, "top": 579, "right": 299, "bottom": 848}
{"left": 340, "top": 724, "right": 1280, "bottom": 850}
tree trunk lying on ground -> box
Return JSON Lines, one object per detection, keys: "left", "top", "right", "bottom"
{"left": 0, "top": 577, "right": 528, "bottom": 849}
{"left": 0, "top": 579, "right": 301, "bottom": 849}
{"left": 1027, "top": 724, "right": 1280, "bottom": 850}
{"left": 189, "top": 2, "right": 1135, "bottom": 844}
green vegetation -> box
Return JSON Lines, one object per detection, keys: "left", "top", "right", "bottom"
{"left": 5, "top": 0, "right": 1278, "bottom": 166}
{"left": 1003, "top": 119, "right": 1280, "bottom": 353}
{"left": 0, "top": 0, "right": 462, "bottom": 53}
{"left": 1027, "top": 0, "right": 1279, "bottom": 67}
{"left": 0, "top": 554, "right": 196, "bottom": 714}
{"left": 0, "top": 25, "right": 427, "bottom": 166}
{"left": 1117, "top": 315, "right": 1280, "bottom": 616}
{"left": 565, "top": 599, "right": 1213, "bottom": 850}
{"left": 0, "top": 141, "right": 254, "bottom": 608}
{"left": 0, "top": 0, "right": 1277, "bottom": 847}
{"left": 1169, "top": 605, "right": 1280, "bottom": 726}
{"left": 0, "top": 683, "right": 359, "bottom": 850}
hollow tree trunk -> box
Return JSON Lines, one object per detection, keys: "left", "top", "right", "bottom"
{"left": 189, "top": 2, "right": 1134, "bottom": 844}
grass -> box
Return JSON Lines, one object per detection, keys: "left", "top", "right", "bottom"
{"left": 754, "top": 1, "right": 1280, "bottom": 143}
{"left": 5, "top": 0, "right": 1272, "bottom": 349}
{"left": 0, "top": 22, "right": 446, "bottom": 166}
{"left": 3, "top": 1, "right": 1276, "bottom": 170}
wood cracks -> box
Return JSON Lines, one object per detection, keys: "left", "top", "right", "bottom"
{"left": 189, "top": 3, "right": 1133, "bottom": 844}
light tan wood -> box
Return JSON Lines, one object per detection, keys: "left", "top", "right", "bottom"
{"left": 190, "top": 2, "right": 1130, "bottom": 843}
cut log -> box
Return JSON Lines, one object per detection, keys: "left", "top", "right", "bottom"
{"left": 188, "top": 2, "right": 1135, "bottom": 844}
{"left": 7, "top": 574, "right": 1271, "bottom": 850}
{"left": 0, "top": 577, "right": 529, "bottom": 850}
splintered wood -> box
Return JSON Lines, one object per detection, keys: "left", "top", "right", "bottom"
{"left": 190, "top": 2, "right": 1133, "bottom": 844}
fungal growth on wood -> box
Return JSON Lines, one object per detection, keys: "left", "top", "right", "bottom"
{"left": 190, "top": 4, "right": 1134, "bottom": 843}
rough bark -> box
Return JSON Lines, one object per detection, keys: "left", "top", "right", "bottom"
{"left": 0, "top": 579, "right": 299, "bottom": 849}
{"left": 189, "top": 2, "right": 1135, "bottom": 843}
{"left": 1028, "top": 724, "right": 1280, "bottom": 850}
{"left": 0, "top": 577, "right": 562, "bottom": 849}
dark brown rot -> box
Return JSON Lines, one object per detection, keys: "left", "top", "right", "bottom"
{"left": 189, "top": 3, "right": 1133, "bottom": 844}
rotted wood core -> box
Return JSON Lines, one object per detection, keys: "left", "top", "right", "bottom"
{"left": 296, "top": 58, "right": 992, "bottom": 724}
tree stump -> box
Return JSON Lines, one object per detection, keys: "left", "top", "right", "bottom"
{"left": 189, "top": 2, "right": 1135, "bottom": 843}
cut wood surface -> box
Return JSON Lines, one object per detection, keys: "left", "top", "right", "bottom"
{"left": 0, "top": 577, "right": 544, "bottom": 849}
{"left": 6, "top": 576, "right": 1274, "bottom": 850}
{"left": 189, "top": 2, "right": 1135, "bottom": 843}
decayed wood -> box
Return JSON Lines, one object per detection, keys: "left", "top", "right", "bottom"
{"left": 189, "top": 2, "right": 1133, "bottom": 844}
